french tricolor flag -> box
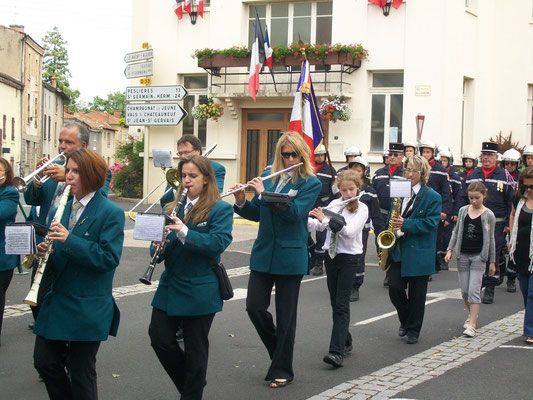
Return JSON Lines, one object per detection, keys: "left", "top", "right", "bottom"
{"left": 248, "top": 14, "right": 265, "bottom": 101}
{"left": 184, "top": 0, "right": 192, "bottom": 14}
{"left": 174, "top": 0, "right": 184, "bottom": 19}
{"left": 263, "top": 26, "right": 273, "bottom": 70}
{"left": 288, "top": 60, "right": 325, "bottom": 169}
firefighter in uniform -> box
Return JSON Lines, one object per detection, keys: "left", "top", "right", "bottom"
{"left": 337, "top": 146, "right": 362, "bottom": 174}
{"left": 523, "top": 145, "right": 533, "bottom": 168}
{"left": 403, "top": 141, "right": 417, "bottom": 158}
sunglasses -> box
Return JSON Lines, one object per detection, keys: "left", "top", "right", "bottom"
{"left": 281, "top": 152, "right": 299, "bottom": 159}
{"left": 388, "top": 152, "right": 403, "bottom": 157}
{"left": 522, "top": 184, "right": 533, "bottom": 190}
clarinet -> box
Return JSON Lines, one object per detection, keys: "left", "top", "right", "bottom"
{"left": 24, "top": 185, "right": 72, "bottom": 306}
{"left": 139, "top": 188, "right": 189, "bottom": 285}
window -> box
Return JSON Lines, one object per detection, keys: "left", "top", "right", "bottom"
{"left": 248, "top": 2, "right": 332, "bottom": 47}
{"left": 43, "top": 114, "right": 47, "bottom": 139}
{"left": 107, "top": 131, "right": 111, "bottom": 148}
{"left": 48, "top": 116, "right": 51, "bottom": 140}
{"left": 34, "top": 97, "right": 38, "bottom": 128}
{"left": 2, "top": 115, "right": 6, "bottom": 140}
{"left": 27, "top": 94, "right": 31, "bottom": 124}
{"left": 370, "top": 72, "right": 404, "bottom": 151}
{"left": 11, "top": 118, "right": 15, "bottom": 141}
{"left": 182, "top": 75, "right": 208, "bottom": 146}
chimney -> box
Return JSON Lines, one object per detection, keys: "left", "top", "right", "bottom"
{"left": 51, "top": 74, "right": 57, "bottom": 88}
{"left": 113, "top": 110, "right": 121, "bottom": 118}
{"left": 9, "top": 25, "right": 25, "bottom": 33}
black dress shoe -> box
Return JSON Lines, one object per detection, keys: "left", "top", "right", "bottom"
{"left": 176, "top": 327, "right": 184, "bottom": 342}
{"left": 383, "top": 276, "right": 389, "bottom": 288}
{"left": 406, "top": 335, "right": 418, "bottom": 344}
{"left": 28, "top": 322, "right": 35, "bottom": 330}
{"left": 350, "top": 287, "right": 359, "bottom": 302}
{"left": 398, "top": 327, "right": 407, "bottom": 337}
{"left": 482, "top": 286, "right": 494, "bottom": 304}
{"left": 507, "top": 279, "right": 517, "bottom": 293}
{"left": 344, "top": 344, "right": 353, "bottom": 355}
{"left": 323, "top": 353, "right": 343, "bottom": 367}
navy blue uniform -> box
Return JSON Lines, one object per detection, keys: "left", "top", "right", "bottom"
{"left": 440, "top": 166, "right": 462, "bottom": 266}
{"left": 310, "top": 163, "right": 336, "bottom": 263}
{"left": 458, "top": 166, "right": 514, "bottom": 286}
{"left": 352, "top": 181, "right": 386, "bottom": 289}
{"left": 372, "top": 165, "right": 405, "bottom": 215}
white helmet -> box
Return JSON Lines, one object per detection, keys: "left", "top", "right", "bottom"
{"left": 502, "top": 148, "right": 521, "bottom": 163}
{"left": 344, "top": 146, "right": 362, "bottom": 157}
{"left": 403, "top": 140, "right": 417, "bottom": 150}
{"left": 382, "top": 149, "right": 389, "bottom": 163}
{"left": 418, "top": 139, "right": 436, "bottom": 152}
{"left": 314, "top": 144, "right": 327, "bottom": 155}
{"left": 462, "top": 152, "right": 478, "bottom": 168}
{"left": 439, "top": 149, "right": 452, "bottom": 159}
{"left": 522, "top": 145, "right": 533, "bottom": 164}
{"left": 437, "top": 144, "right": 450, "bottom": 153}
{"left": 350, "top": 156, "right": 368, "bottom": 169}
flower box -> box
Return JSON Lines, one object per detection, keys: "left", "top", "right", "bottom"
{"left": 198, "top": 54, "right": 250, "bottom": 68}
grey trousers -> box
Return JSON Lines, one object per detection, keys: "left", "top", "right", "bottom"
{"left": 457, "top": 253, "right": 485, "bottom": 304}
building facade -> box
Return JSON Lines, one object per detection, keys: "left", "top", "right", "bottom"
{"left": 42, "top": 81, "right": 69, "bottom": 160}
{"left": 130, "top": 0, "right": 533, "bottom": 202}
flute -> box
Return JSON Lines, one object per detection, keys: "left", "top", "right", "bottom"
{"left": 220, "top": 162, "right": 304, "bottom": 198}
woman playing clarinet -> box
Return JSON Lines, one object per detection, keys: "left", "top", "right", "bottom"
{"left": 33, "top": 149, "right": 125, "bottom": 400}
{"left": 232, "top": 131, "right": 321, "bottom": 388}
{"left": 148, "top": 155, "right": 233, "bottom": 400}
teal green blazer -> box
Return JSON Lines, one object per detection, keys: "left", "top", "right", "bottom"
{"left": 152, "top": 200, "right": 233, "bottom": 316}
{"left": 234, "top": 174, "right": 321, "bottom": 275}
{"left": 34, "top": 191, "right": 125, "bottom": 341}
{"left": 0, "top": 185, "right": 19, "bottom": 271}
{"left": 390, "top": 185, "right": 442, "bottom": 277}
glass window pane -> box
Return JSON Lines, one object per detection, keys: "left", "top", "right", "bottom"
{"left": 248, "top": 112, "right": 285, "bottom": 122}
{"left": 184, "top": 76, "right": 207, "bottom": 89}
{"left": 198, "top": 120, "right": 206, "bottom": 147}
{"left": 316, "top": 16, "right": 332, "bottom": 44}
{"left": 390, "top": 94, "right": 403, "bottom": 143}
{"left": 182, "top": 96, "right": 195, "bottom": 136}
{"left": 294, "top": 2, "right": 311, "bottom": 16}
{"left": 293, "top": 17, "right": 311, "bottom": 43}
{"left": 372, "top": 73, "right": 404, "bottom": 88}
{"left": 371, "top": 94, "right": 386, "bottom": 151}
{"left": 317, "top": 1, "right": 332, "bottom": 15}
{"left": 267, "top": 130, "right": 283, "bottom": 160}
{"left": 272, "top": 3, "right": 288, "bottom": 18}
{"left": 249, "top": 5, "right": 266, "bottom": 18}
{"left": 249, "top": 18, "right": 267, "bottom": 47}
{"left": 271, "top": 18, "right": 289, "bottom": 46}
{"left": 246, "top": 130, "right": 260, "bottom": 184}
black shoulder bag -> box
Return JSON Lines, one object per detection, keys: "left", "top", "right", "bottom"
{"left": 209, "top": 258, "right": 234, "bottom": 300}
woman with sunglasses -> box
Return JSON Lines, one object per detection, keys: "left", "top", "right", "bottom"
{"left": 232, "top": 131, "right": 321, "bottom": 388}
{"left": 0, "top": 157, "right": 20, "bottom": 346}
{"left": 509, "top": 166, "right": 533, "bottom": 345}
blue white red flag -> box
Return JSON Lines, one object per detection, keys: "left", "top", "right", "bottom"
{"left": 263, "top": 27, "right": 273, "bottom": 69}
{"left": 184, "top": 0, "right": 192, "bottom": 15}
{"left": 174, "top": 0, "right": 184, "bottom": 20}
{"left": 248, "top": 14, "right": 266, "bottom": 101}
{"left": 198, "top": 0, "right": 204, "bottom": 18}
{"left": 288, "top": 60, "right": 325, "bottom": 169}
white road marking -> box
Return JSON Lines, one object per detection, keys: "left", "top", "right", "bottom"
{"left": 499, "top": 345, "right": 533, "bottom": 350}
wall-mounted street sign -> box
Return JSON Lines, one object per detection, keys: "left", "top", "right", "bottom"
{"left": 124, "top": 61, "right": 153, "bottom": 79}
{"left": 124, "top": 49, "right": 154, "bottom": 63}
{"left": 126, "top": 85, "right": 188, "bottom": 102}
{"left": 126, "top": 103, "right": 187, "bottom": 126}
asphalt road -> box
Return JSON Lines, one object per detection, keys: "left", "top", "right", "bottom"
{"left": 1, "top": 197, "right": 530, "bottom": 400}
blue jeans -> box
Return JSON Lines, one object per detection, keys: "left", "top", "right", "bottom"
{"left": 517, "top": 272, "right": 533, "bottom": 337}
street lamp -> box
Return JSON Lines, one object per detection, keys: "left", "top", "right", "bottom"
{"left": 416, "top": 114, "right": 425, "bottom": 142}
{"left": 382, "top": 1, "right": 392, "bottom": 16}
{"left": 189, "top": 1, "right": 198, "bottom": 25}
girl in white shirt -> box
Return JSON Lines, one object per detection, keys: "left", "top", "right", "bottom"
{"left": 308, "top": 170, "right": 368, "bottom": 368}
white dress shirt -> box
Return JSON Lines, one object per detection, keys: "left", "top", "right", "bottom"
{"left": 401, "top": 183, "right": 421, "bottom": 215}
{"left": 308, "top": 198, "right": 369, "bottom": 256}
{"left": 176, "top": 196, "right": 199, "bottom": 243}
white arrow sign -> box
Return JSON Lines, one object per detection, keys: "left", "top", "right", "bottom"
{"left": 124, "top": 49, "right": 154, "bottom": 63}
{"left": 126, "top": 103, "right": 187, "bottom": 126}
{"left": 126, "top": 86, "right": 188, "bottom": 101}
{"left": 124, "top": 61, "right": 153, "bottom": 79}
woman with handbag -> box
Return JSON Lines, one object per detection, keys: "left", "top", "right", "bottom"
{"left": 232, "top": 131, "right": 321, "bottom": 388}
{"left": 0, "top": 157, "right": 20, "bottom": 346}
{"left": 33, "top": 149, "right": 124, "bottom": 400}
{"left": 149, "top": 155, "right": 233, "bottom": 399}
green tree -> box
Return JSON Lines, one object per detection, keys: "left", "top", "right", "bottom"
{"left": 41, "top": 26, "right": 80, "bottom": 112}
{"left": 87, "top": 91, "right": 126, "bottom": 116}
{"left": 112, "top": 138, "right": 144, "bottom": 198}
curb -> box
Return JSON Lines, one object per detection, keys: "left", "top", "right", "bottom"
{"left": 124, "top": 211, "right": 259, "bottom": 227}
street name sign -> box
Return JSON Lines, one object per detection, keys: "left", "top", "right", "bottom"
{"left": 126, "top": 103, "right": 187, "bottom": 126}
{"left": 124, "top": 61, "right": 153, "bottom": 79}
{"left": 124, "top": 49, "right": 154, "bottom": 63}
{"left": 126, "top": 86, "right": 188, "bottom": 101}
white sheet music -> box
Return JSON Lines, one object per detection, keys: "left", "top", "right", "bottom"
{"left": 133, "top": 213, "right": 166, "bottom": 242}
{"left": 5, "top": 224, "right": 35, "bottom": 255}
{"left": 390, "top": 180, "right": 412, "bottom": 198}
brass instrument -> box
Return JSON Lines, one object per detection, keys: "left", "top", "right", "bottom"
{"left": 139, "top": 187, "right": 188, "bottom": 285}
{"left": 13, "top": 152, "right": 67, "bottom": 193}
{"left": 377, "top": 197, "right": 402, "bottom": 272}
{"left": 24, "top": 185, "right": 71, "bottom": 306}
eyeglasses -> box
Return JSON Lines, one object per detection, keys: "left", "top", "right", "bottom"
{"left": 178, "top": 150, "right": 194, "bottom": 157}
{"left": 405, "top": 168, "right": 421, "bottom": 175}
{"left": 388, "top": 152, "right": 403, "bottom": 158}
{"left": 522, "top": 184, "right": 533, "bottom": 190}
{"left": 281, "top": 152, "right": 299, "bottom": 159}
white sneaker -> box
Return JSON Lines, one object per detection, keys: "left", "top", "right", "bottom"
{"left": 463, "top": 326, "right": 476, "bottom": 338}
{"left": 463, "top": 318, "right": 470, "bottom": 329}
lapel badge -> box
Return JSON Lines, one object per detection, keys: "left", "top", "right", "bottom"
{"left": 77, "top": 217, "right": 88, "bottom": 226}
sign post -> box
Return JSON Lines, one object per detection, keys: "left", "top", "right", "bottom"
{"left": 124, "top": 61, "right": 153, "bottom": 79}
{"left": 126, "top": 103, "right": 187, "bottom": 126}
{"left": 126, "top": 86, "right": 188, "bottom": 101}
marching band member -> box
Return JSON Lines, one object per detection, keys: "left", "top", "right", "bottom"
{"left": 149, "top": 155, "right": 233, "bottom": 399}
{"left": 33, "top": 149, "right": 124, "bottom": 400}
{"left": 388, "top": 155, "right": 441, "bottom": 344}
{"left": 349, "top": 156, "right": 385, "bottom": 301}
{"left": 308, "top": 170, "right": 368, "bottom": 367}
{"left": 0, "top": 158, "right": 19, "bottom": 345}
{"left": 372, "top": 142, "right": 405, "bottom": 287}
{"left": 232, "top": 131, "right": 321, "bottom": 388}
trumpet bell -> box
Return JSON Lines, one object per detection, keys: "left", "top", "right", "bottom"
{"left": 165, "top": 169, "right": 180, "bottom": 189}
{"left": 12, "top": 177, "right": 27, "bottom": 193}
{"left": 377, "top": 230, "right": 396, "bottom": 249}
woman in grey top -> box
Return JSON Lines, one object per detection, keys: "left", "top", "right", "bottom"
{"left": 445, "top": 182, "right": 496, "bottom": 337}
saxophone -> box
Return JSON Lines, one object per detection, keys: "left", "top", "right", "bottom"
{"left": 24, "top": 185, "right": 71, "bottom": 306}
{"left": 377, "top": 197, "right": 402, "bottom": 271}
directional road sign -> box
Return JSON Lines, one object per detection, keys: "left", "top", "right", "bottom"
{"left": 124, "top": 49, "right": 154, "bottom": 63}
{"left": 126, "top": 103, "right": 187, "bottom": 126}
{"left": 124, "top": 61, "right": 153, "bottom": 79}
{"left": 126, "top": 86, "right": 188, "bottom": 102}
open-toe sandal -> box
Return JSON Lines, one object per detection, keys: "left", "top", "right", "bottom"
{"left": 269, "top": 379, "right": 291, "bottom": 388}
{"left": 526, "top": 337, "right": 533, "bottom": 345}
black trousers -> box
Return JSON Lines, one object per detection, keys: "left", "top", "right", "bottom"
{"left": 353, "top": 230, "right": 369, "bottom": 289}
{"left": 149, "top": 307, "right": 215, "bottom": 400}
{"left": 30, "top": 260, "right": 53, "bottom": 319}
{"left": 0, "top": 269, "right": 14, "bottom": 341}
{"left": 388, "top": 261, "right": 429, "bottom": 338}
{"left": 484, "top": 221, "right": 506, "bottom": 287}
{"left": 325, "top": 253, "right": 358, "bottom": 355}
{"left": 34, "top": 335, "right": 101, "bottom": 400}
{"left": 246, "top": 270, "right": 303, "bottom": 381}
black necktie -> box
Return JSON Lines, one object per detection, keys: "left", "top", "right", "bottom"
{"left": 402, "top": 192, "right": 416, "bottom": 218}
